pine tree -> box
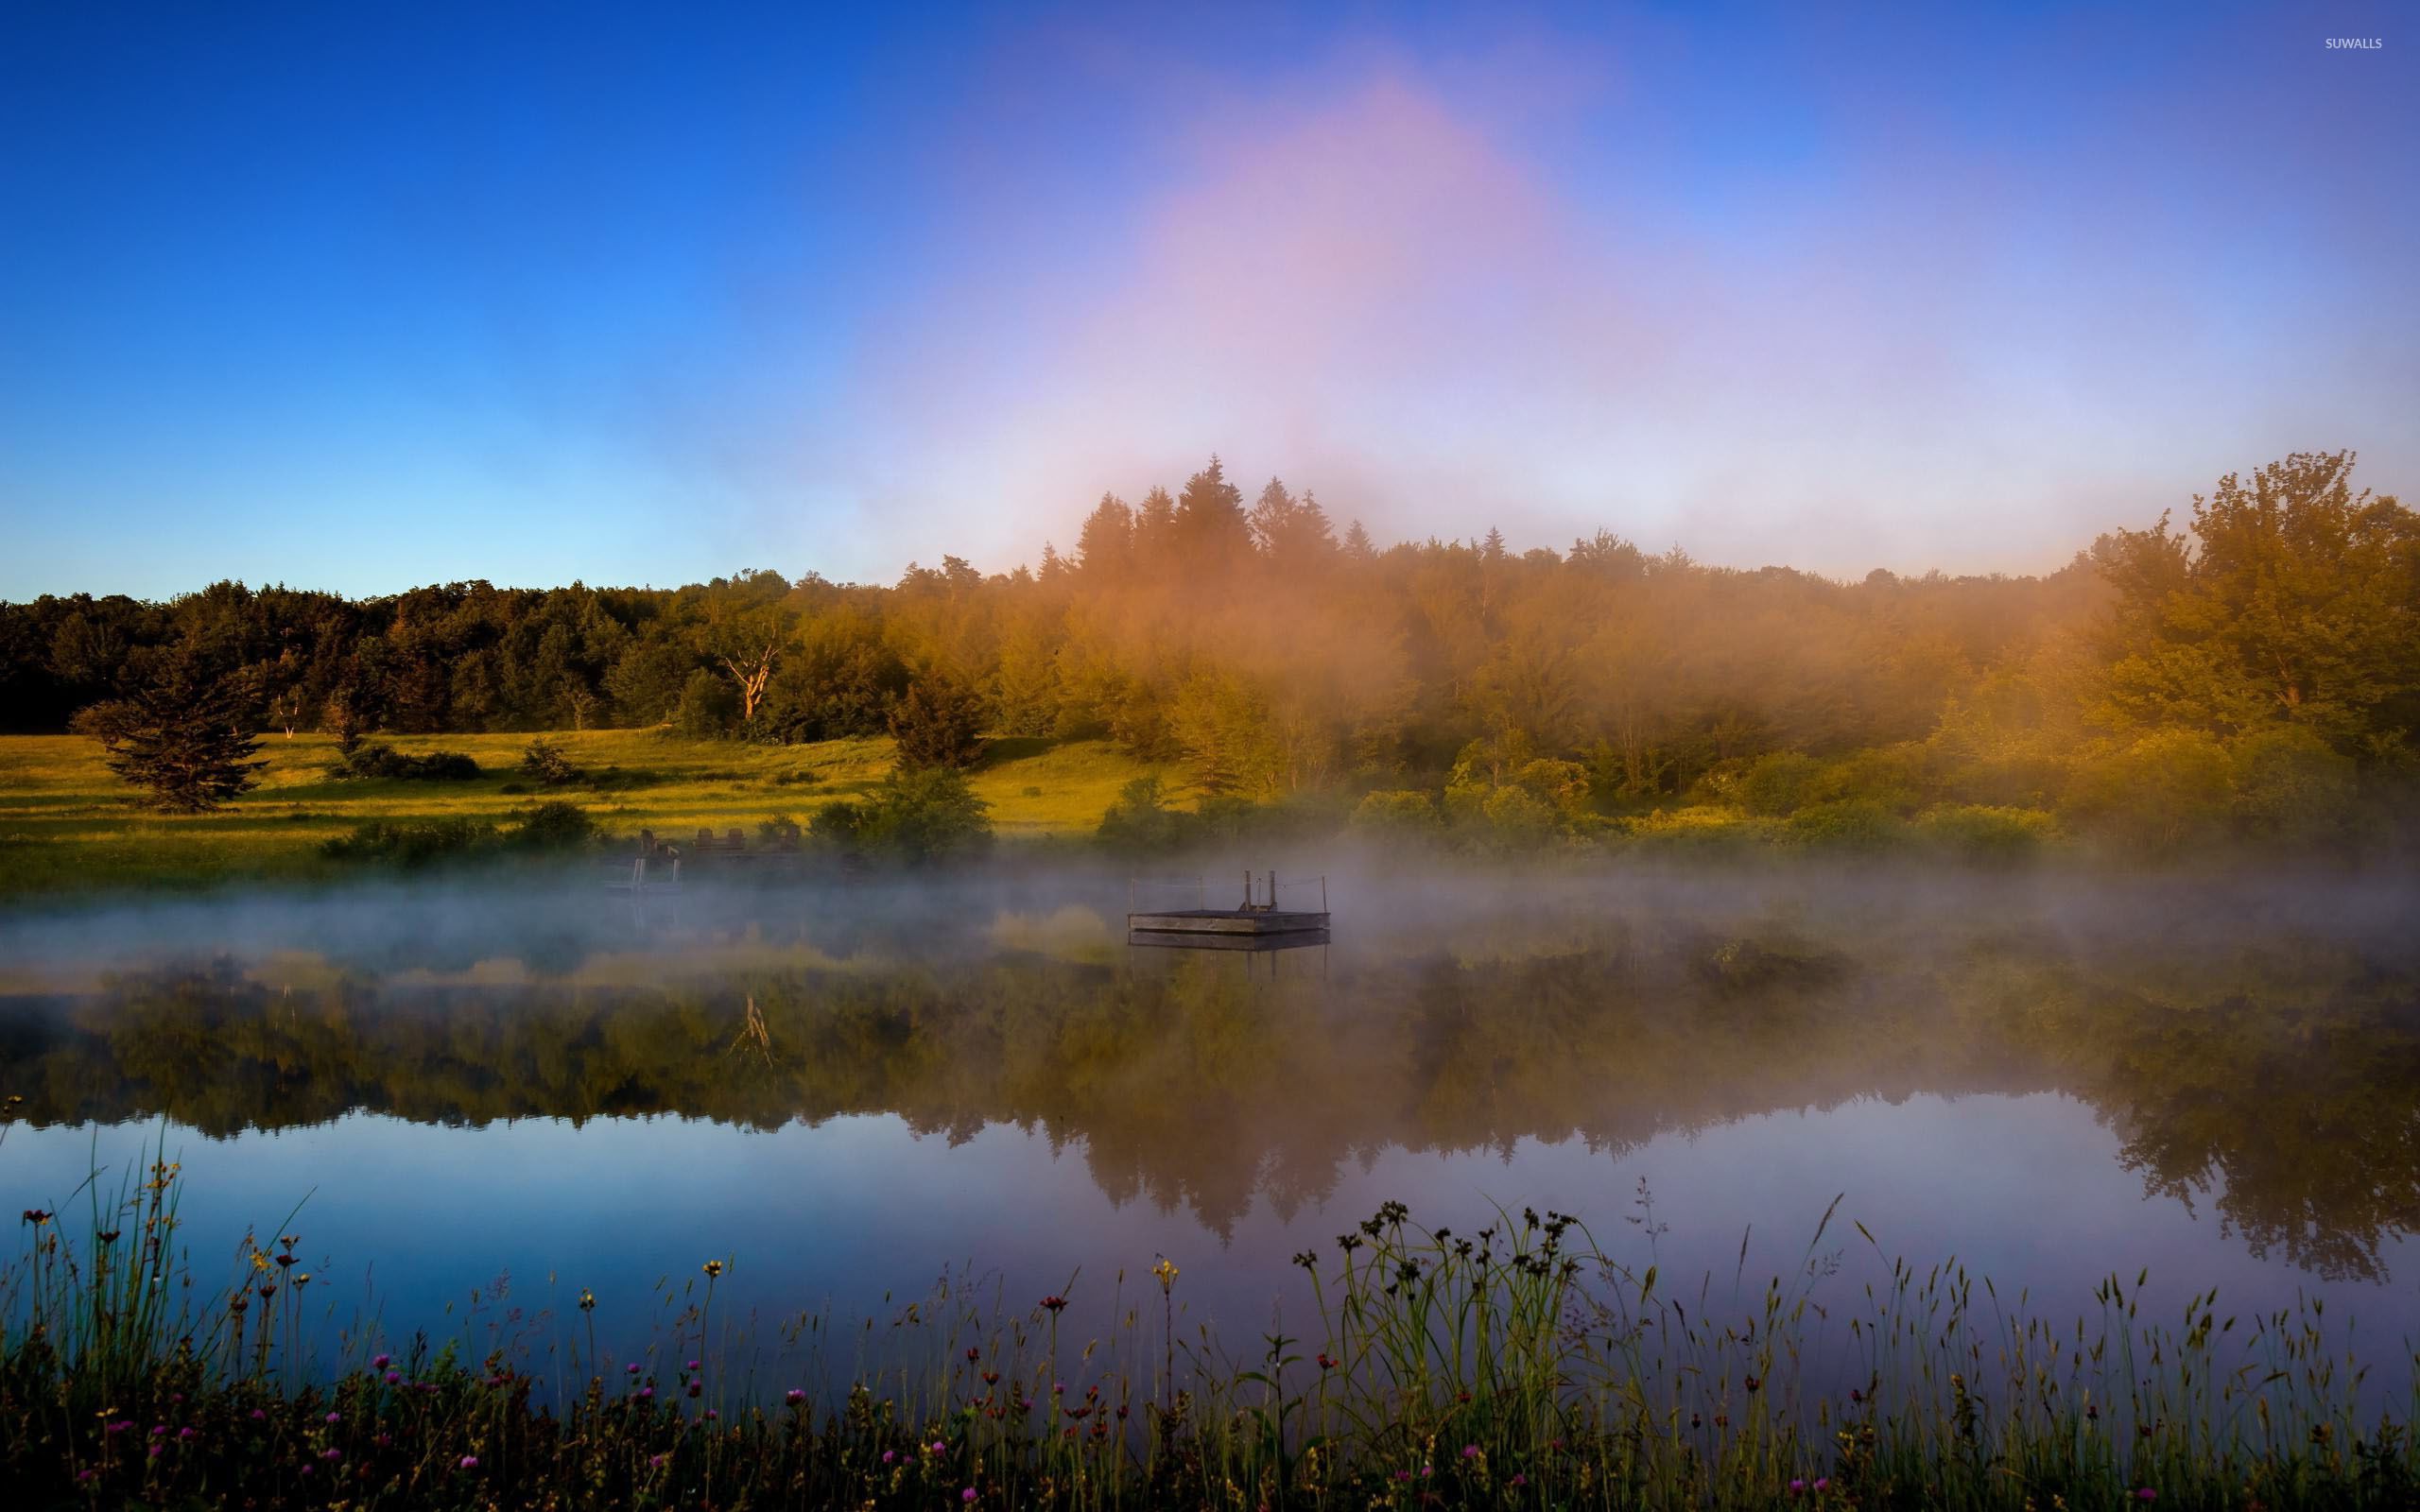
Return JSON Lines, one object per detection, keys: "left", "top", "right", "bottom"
{"left": 1132, "top": 487, "right": 1178, "bottom": 576}
{"left": 1074, "top": 493, "right": 1133, "bottom": 578}
{"left": 1173, "top": 455, "right": 1253, "bottom": 569}
{"left": 86, "top": 651, "right": 266, "bottom": 812}
{"left": 1341, "top": 519, "right": 1376, "bottom": 563}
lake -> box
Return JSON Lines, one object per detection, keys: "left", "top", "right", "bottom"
{"left": 5, "top": 865, "right": 2417, "bottom": 1401}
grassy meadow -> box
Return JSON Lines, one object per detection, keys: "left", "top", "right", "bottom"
{"left": 0, "top": 730, "right": 1187, "bottom": 897}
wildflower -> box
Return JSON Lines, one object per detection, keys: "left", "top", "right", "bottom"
{"left": 320, "top": 1448, "right": 341, "bottom": 1462}
{"left": 179, "top": 1427, "right": 197, "bottom": 1441}
{"left": 687, "top": 1382, "right": 701, "bottom": 1399}
{"left": 386, "top": 1370, "right": 401, "bottom": 1384}
{"left": 637, "top": 1386, "right": 653, "bottom": 1400}
{"left": 249, "top": 1409, "right": 266, "bottom": 1421}
{"left": 325, "top": 1412, "right": 340, "bottom": 1424}
{"left": 705, "top": 1409, "right": 717, "bottom": 1419}
{"left": 460, "top": 1454, "right": 478, "bottom": 1469}
{"left": 628, "top": 1363, "right": 641, "bottom": 1373}
{"left": 1317, "top": 1352, "right": 1337, "bottom": 1370}
{"left": 966, "top": 1347, "right": 980, "bottom": 1361}
{"left": 883, "top": 1451, "right": 896, "bottom": 1465}
{"left": 2136, "top": 1494, "right": 2157, "bottom": 1503}
{"left": 1814, "top": 1480, "right": 1830, "bottom": 1492}
{"left": 22, "top": 1209, "right": 50, "bottom": 1225}
{"left": 1510, "top": 1473, "right": 1528, "bottom": 1487}
{"left": 687, "top": 1358, "right": 701, "bottom": 1370}
{"left": 1791, "top": 1480, "right": 1806, "bottom": 1495}
{"left": 702, "top": 1259, "right": 724, "bottom": 1278}
{"left": 1461, "top": 1445, "right": 1480, "bottom": 1459}
{"left": 106, "top": 1420, "right": 132, "bottom": 1435}
{"left": 372, "top": 1353, "right": 390, "bottom": 1369}
{"left": 1152, "top": 1257, "right": 1179, "bottom": 1292}
{"left": 579, "top": 1289, "right": 596, "bottom": 1311}
{"left": 97, "top": 1229, "right": 119, "bottom": 1244}
{"left": 1041, "top": 1295, "right": 1067, "bottom": 1312}
{"left": 649, "top": 1453, "right": 668, "bottom": 1469}
{"left": 1394, "top": 1471, "right": 1413, "bottom": 1483}
{"left": 962, "top": 1491, "right": 977, "bottom": 1503}
{"left": 786, "top": 1389, "right": 805, "bottom": 1406}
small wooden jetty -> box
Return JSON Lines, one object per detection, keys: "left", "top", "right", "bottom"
{"left": 1128, "top": 871, "right": 1330, "bottom": 942}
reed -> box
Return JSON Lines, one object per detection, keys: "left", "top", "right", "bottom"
{"left": 5, "top": 1153, "right": 2416, "bottom": 1508}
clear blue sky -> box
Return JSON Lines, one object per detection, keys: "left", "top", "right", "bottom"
{"left": 2, "top": 1, "right": 2411, "bottom": 599}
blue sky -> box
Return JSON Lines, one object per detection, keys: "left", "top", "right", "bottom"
{"left": 2, "top": 0, "right": 2412, "bottom": 598}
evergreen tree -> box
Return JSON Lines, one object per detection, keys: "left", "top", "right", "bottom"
{"left": 1132, "top": 487, "right": 1178, "bottom": 576}
{"left": 1341, "top": 519, "right": 1376, "bottom": 562}
{"left": 1173, "top": 455, "right": 1253, "bottom": 569}
{"left": 85, "top": 651, "right": 266, "bottom": 812}
{"left": 1074, "top": 492, "right": 1133, "bottom": 578}
{"left": 889, "top": 677, "right": 987, "bottom": 768}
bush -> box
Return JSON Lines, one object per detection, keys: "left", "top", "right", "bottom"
{"left": 321, "top": 802, "right": 595, "bottom": 868}
{"left": 1781, "top": 797, "right": 1908, "bottom": 851}
{"left": 504, "top": 799, "right": 596, "bottom": 851}
{"left": 519, "top": 738, "right": 583, "bottom": 788}
{"left": 674, "top": 669, "right": 739, "bottom": 739}
{"left": 1618, "top": 807, "right": 1778, "bottom": 861}
{"left": 320, "top": 816, "right": 498, "bottom": 868}
{"left": 2231, "top": 725, "right": 2359, "bottom": 845}
{"left": 1735, "top": 751, "right": 1822, "bottom": 816}
{"left": 1350, "top": 788, "right": 1442, "bottom": 835}
{"left": 325, "top": 743, "right": 481, "bottom": 782}
{"left": 1915, "top": 803, "right": 2058, "bottom": 863}
{"left": 2063, "top": 729, "right": 2236, "bottom": 855}
{"left": 815, "top": 767, "right": 991, "bottom": 863}
{"left": 1097, "top": 776, "right": 1188, "bottom": 851}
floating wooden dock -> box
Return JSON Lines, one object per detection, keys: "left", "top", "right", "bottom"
{"left": 1127, "top": 871, "right": 1329, "bottom": 942}
{"left": 1128, "top": 921, "right": 1331, "bottom": 951}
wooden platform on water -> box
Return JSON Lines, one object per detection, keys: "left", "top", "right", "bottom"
{"left": 1128, "top": 926, "right": 1331, "bottom": 952}
{"left": 1126, "top": 908, "right": 1331, "bottom": 936}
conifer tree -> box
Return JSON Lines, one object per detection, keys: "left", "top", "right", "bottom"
{"left": 84, "top": 651, "right": 266, "bottom": 812}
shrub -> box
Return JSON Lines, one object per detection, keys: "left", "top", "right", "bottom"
{"left": 1916, "top": 803, "right": 2058, "bottom": 863}
{"left": 2063, "top": 729, "right": 2236, "bottom": 855}
{"left": 1781, "top": 797, "right": 1908, "bottom": 851}
{"left": 504, "top": 800, "right": 596, "bottom": 851}
{"left": 325, "top": 743, "right": 481, "bottom": 782}
{"left": 1350, "top": 788, "right": 1442, "bottom": 834}
{"left": 519, "top": 738, "right": 583, "bottom": 788}
{"left": 816, "top": 767, "right": 991, "bottom": 863}
{"left": 674, "top": 669, "right": 739, "bottom": 738}
{"left": 320, "top": 816, "right": 498, "bottom": 868}
{"left": 2231, "top": 725, "right": 2359, "bottom": 845}
{"left": 1735, "top": 751, "right": 1822, "bottom": 816}
{"left": 1097, "top": 776, "right": 1187, "bottom": 851}
{"left": 1619, "top": 806, "right": 1778, "bottom": 860}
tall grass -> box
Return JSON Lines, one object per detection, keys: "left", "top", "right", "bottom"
{"left": 5, "top": 1150, "right": 2417, "bottom": 1507}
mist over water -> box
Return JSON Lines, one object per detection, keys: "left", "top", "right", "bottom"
{"left": 5, "top": 860, "right": 2418, "bottom": 1394}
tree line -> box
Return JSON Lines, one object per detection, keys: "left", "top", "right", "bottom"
{"left": 4, "top": 452, "right": 2414, "bottom": 846}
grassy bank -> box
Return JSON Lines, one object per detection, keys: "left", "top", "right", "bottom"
{"left": 0, "top": 731, "right": 1185, "bottom": 896}
{"left": 6, "top": 1152, "right": 2418, "bottom": 1509}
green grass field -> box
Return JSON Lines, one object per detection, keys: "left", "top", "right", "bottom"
{"left": 0, "top": 730, "right": 1187, "bottom": 896}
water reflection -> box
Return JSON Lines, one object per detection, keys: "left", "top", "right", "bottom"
{"left": 4, "top": 873, "right": 2416, "bottom": 1282}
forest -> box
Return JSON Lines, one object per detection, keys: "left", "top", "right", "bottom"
{"left": 5, "top": 451, "right": 2416, "bottom": 858}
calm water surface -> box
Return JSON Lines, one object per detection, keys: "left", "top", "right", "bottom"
{"left": 5, "top": 867, "right": 2417, "bottom": 1392}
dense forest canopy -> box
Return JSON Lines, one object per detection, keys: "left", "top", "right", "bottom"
{"left": 5, "top": 452, "right": 2415, "bottom": 847}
